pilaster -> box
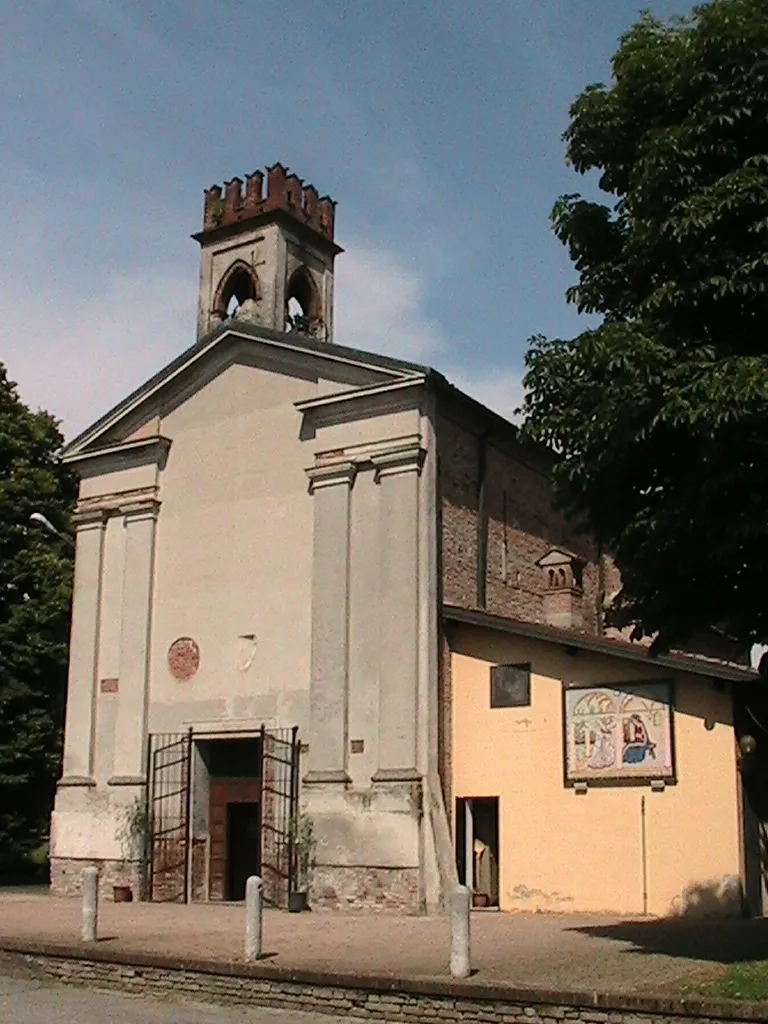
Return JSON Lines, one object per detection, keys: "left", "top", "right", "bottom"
{"left": 304, "top": 461, "right": 356, "bottom": 785}
{"left": 371, "top": 445, "right": 425, "bottom": 783}
{"left": 59, "top": 509, "right": 106, "bottom": 785}
{"left": 110, "top": 499, "right": 159, "bottom": 785}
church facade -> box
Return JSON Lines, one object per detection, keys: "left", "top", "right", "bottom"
{"left": 51, "top": 164, "right": 758, "bottom": 916}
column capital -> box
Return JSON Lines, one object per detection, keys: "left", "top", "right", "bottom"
{"left": 306, "top": 460, "right": 357, "bottom": 494}
{"left": 72, "top": 508, "right": 107, "bottom": 531}
{"left": 74, "top": 488, "right": 160, "bottom": 525}
{"left": 122, "top": 498, "right": 161, "bottom": 524}
{"left": 372, "top": 445, "right": 425, "bottom": 482}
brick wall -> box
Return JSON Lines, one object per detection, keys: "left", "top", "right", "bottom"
{"left": 438, "top": 411, "right": 600, "bottom": 634}
{"left": 2, "top": 947, "right": 759, "bottom": 1024}
{"left": 311, "top": 866, "right": 420, "bottom": 914}
{"left": 436, "top": 400, "right": 747, "bottom": 674}
{"left": 50, "top": 858, "right": 145, "bottom": 901}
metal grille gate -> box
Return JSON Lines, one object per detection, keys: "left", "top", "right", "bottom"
{"left": 146, "top": 726, "right": 299, "bottom": 905}
{"left": 147, "top": 729, "right": 193, "bottom": 903}
{"left": 260, "top": 725, "right": 300, "bottom": 908}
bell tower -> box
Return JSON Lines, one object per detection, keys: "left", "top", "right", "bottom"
{"left": 193, "top": 164, "right": 342, "bottom": 343}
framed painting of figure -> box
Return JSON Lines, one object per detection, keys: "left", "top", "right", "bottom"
{"left": 563, "top": 680, "right": 675, "bottom": 785}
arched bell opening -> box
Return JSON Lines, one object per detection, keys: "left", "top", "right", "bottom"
{"left": 285, "top": 266, "right": 321, "bottom": 335}
{"left": 213, "top": 261, "right": 260, "bottom": 321}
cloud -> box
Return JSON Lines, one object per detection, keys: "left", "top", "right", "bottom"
{"left": 448, "top": 365, "right": 527, "bottom": 424}
{"left": 336, "top": 242, "right": 526, "bottom": 422}
{"left": 335, "top": 244, "right": 445, "bottom": 364}
{"left": 3, "top": 269, "right": 195, "bottom": 438}
{"left": 3, "top": 222, "right": 522, "bottom": 439}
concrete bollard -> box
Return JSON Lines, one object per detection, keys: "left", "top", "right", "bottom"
{"left": 450, "top": 884, "right": 471, "bottom": 979}
{"left": 244, "top": 875, "right": 263, "bottom": 962}
{"left": 81, "top": 866, "right": 99, "bottom": 943}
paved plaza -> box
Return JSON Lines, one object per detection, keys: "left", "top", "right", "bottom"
{"left": 2, "top": 889, "right": 767, "bottom": 995}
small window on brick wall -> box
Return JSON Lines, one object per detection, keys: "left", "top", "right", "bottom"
{"left": 490, "top": 663, "right": 531, "bottom": 708}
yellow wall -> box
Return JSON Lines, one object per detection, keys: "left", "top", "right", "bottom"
{"left": 451, "top": 625, "right": 742, "bottom": 916}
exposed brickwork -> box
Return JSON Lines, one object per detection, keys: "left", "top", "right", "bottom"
{"left": 437, "top": 408, "right": 749, "bottom": 670}
{"left": 542, "top": 587, "right": 585, "bottom": 630}
{"left": 311, "top": 866, "right": 420, "bottom": 914}
{"left": 438, "top": 412, "right": 600, "bottom": 634}
{"left": 440, "top": 415, "right": 481, "bottom": 610}
{"left": 260, "top": 747, "right": 281, "bottom": 907}
{"left": 200, "top": 164, "right": 336, "bottom": 243}
{"left": 149, "top": 838, "right": 189, "bottom": 903}
{"left": 2, "top": 947, "right": 759, "bottom": 1024}
{"left": 50, "top": 858, "right": 145, "bottom": 901}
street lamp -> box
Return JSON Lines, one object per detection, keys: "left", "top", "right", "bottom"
{"left": 29, "top": 512, "right": 74, "bottom": 549}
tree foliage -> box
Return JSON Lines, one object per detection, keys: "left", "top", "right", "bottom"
{"left": 521, "top": 0, "right": 768, "bottom": 652}
{"left": 0, "top": 365, "right": 75, "bottom": 866}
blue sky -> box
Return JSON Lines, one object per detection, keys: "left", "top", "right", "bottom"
{"left": 1, "top": 0, "right": 692, "bottom": 438}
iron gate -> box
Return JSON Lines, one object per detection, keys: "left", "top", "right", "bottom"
{"left": 147, "top": 726, "right": 300, "bottom": 905}
{"left": 147, "top": 729, "right": 193, "bottom": 903}
{"left": 260, "top": 725, "right": 300, "bottom": 908}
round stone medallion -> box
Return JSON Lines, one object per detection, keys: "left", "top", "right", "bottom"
{"left": 168, "top": 637, "right": 200, "bottom": 681}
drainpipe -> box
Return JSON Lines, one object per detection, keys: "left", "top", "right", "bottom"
{"left": 641, "top": 796, "right": 648, "bottom": 915}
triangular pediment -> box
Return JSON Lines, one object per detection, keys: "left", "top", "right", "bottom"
{"left": 65, "top": 321, "right": 428, "bottom": 461}
{"left": 535, "top": 546, "right": 586, "bottom": 569}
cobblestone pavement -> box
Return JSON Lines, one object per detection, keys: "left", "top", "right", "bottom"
{"left": 0, "top": 972, "right": 344, "bottom": 1024}
{"left": 2, "top": 889, "right": 766, "bottom": 994}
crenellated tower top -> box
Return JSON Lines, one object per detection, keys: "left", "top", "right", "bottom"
{"left": 194, "top": 163, "right": 341, "bottom": 343}
{"left": 198, "top": 164, "right": 337, "bottom": 245}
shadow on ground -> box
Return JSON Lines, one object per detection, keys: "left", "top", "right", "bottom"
{"left": 569, "top": 917, "right": 768, "bottom": 964}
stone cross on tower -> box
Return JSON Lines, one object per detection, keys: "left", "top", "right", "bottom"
{"left": 193, "top": 163, "right": 342, "bottom": 343}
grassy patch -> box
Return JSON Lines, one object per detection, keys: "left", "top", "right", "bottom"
{"left": 691, "top": 961, "right": 768, "bottom": 1001}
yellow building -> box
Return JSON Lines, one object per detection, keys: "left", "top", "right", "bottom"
{"left": 447, "top": 607, "right": 756, "bottom": 918}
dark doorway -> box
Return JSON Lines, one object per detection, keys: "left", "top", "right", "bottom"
{"left": 734, "top": 684, "right": 768, "bottom": 917}
{"left": 200, "top": 738, "right": 262, "bottom": 901}
{"left": 226, "top": 802, "right": 261, "bottom": 901}
{"left": 455, "top": 797, "right": 500, "bottom": 908}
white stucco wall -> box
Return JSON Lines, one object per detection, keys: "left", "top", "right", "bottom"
{"left": 148, "top": 357, "right": 316, "bottom": 737}
{"left": 52, "top": 335, "right": 443, "bottom": 912}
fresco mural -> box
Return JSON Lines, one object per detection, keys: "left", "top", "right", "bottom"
{"left": 564, "top": 681, "right": 674, "bottom": 783}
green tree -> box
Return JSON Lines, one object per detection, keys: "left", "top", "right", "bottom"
{"left": 521, "top": 0, "right": 768, "bottom": 653}
{"left": 0, "top": 365, "right": 75, "bottom": 867}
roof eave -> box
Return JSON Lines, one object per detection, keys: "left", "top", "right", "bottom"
{"left": 443, "top": 605, "right": 758, "bottom": 684}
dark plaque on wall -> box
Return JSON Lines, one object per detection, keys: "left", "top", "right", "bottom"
{"left": 490, "top": 663, "right": 531, "bottom": 708}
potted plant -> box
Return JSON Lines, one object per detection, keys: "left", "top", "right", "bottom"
{"left": 287, "top": 809, "right": 316, "bottom": 913}
{"left": 115, "top": 797, "right": 149, "bottom": 902}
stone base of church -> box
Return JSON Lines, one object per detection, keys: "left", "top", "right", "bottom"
{"left": 301, "top": 779, "right": 425, "bottom": 914}
{"left": 50, "top": 857, "right": 146, "bottom": 901}
{"left": 310, "top": 864, "right": 420, "bottom": 914}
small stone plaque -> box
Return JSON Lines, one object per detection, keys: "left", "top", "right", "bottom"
{"left": 490, "top": 663, "right": 531, "bottom": 708}
{"left": 350, "top": 739, "right": 365, "bottom": 754}
{"left": 100, "top": 678, "right": 118, "bottom": 694}
{"left": 168, "top": 637, "right": 200, "bottom": 681}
